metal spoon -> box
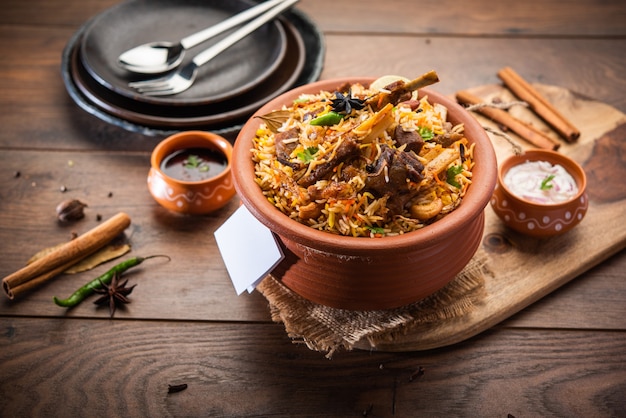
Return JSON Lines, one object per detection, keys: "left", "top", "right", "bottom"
{"left": 118, "top": 0, "right": 289, "bottom": 74}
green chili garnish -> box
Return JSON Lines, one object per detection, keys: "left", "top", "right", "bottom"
{"left": 540, "top": 174, "right": 555, "bottom": 190}
{"left": 53, "top": 255, "right": 170, "bottom": 308}
{"left": 310, "top": 111, "right": 344, "bottom": 126}
{"left": 418, "top": 126, "right": 434, "bottom": 140}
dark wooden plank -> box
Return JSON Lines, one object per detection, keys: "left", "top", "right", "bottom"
{"left": 0, "top": 0, "right": 113, "bottom": 27}
{"left": 2, "top": 0, "right": 625, "bottom": 36}
{"left": 0, "top": 318, "right": 624, "bottom": 417}
{"left": 0, "top": 24, "right": 161, "bottom": 151}
{"left": 1, "top": 25, "right": 625, "bottom": 151}
{"left": 305, "top": 0, "right": 626, "bottom": 36}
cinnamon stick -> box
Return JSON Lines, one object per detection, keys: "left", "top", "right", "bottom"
{"left": 2, "top": 212, "right": 131, "bottom": 299}
{"left": 456, "top": 90, "right": 560, "bottom": 151}
{"left": 497, "top": 67, "right": 580, "bottom": 142}
{"left": 5, "top": 260, "right": 76, "bottom": 300}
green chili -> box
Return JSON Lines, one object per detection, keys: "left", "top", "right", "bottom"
{"left": 310, "top": 111, "right": 344, "bottom": 126}
{"left": 53, "top": 255, "right": 170, "bottom": 308}
{"left": 418, "top": 126, "right": 434, "bottom": 140}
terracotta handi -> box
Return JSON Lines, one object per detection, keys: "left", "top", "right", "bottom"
{"left": 491, "top": 149, "right": 588, "bottom": 238}
{"left": 232, "top": 77, "right": 498, "bottom": 310}
{"left": 148, "top": 131, "right": 235, "bottom": 214}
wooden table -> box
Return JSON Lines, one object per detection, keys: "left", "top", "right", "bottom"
{"left": 1, "top": 0, "right": 625, "bottom": 416}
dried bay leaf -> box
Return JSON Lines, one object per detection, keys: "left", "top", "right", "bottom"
{"left": 64, "top": 243, "right": 131, "bottom": 274}
{"left": 254, "top": 110, "right": 290, "bottom": 133}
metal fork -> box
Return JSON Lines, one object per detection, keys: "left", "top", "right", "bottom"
{"left": 128, "top": 0, "right": 298, "bottom": 96}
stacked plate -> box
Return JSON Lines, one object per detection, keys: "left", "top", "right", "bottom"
{"left": 62, "top": 0, "right": 324, "bottom": 137}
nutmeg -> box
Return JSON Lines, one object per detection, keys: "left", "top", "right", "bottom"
{"left": 56, "top": 199, "right": 87, "bottom": 222}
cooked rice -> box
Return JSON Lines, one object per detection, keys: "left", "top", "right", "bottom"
{"left": 252, "top": 82, "right": 475, "bottom": 237}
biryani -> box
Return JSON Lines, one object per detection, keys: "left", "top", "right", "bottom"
{"left": 251, "top": 72, "right": 475, "bottom": 237}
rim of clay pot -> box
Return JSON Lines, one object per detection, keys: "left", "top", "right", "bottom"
{"left": 497, "top": 149, "right": 587, "bottom": 209}
{"left": 151, "top": 130, "right": 233, "bottom": 186}
{"left": 233, "top": 78, "right": 497, "bottom": 255}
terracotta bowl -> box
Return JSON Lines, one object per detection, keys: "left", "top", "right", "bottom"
{"left": 491, "top": 149, "right": 588, "bottom": 238}
{"left": 148, "top": 130, "right": 235, "bottom": 214}
{"left": 232, "top": 78, "right": 497, "bottom": 310}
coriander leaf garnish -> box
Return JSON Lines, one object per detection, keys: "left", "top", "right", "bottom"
{"left": 365, "top": 225, "right": 385, "bottom": 235}
{"left": 446, "top": 165, "right": 464, "bottom": 188}
{"left": 297, "top": 146, "right": 319, "bottom": 163}
{"left": 184, "top": 154, "right": 201, "bottom": 169}
{"left": 184, "top": 154, "right": 209, "bottom": 172}
{"left": 540, "top": 174, "right": 555, "bottom": 190}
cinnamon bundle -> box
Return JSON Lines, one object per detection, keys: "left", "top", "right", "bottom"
{"left": 2, "top": 212, "right": 131, "bottom": 299}
{"left": 497, "top": 67, "right": 580, "bottom": 142}
{"left": 456, "top": 90, "right": 561, "bottom": 151}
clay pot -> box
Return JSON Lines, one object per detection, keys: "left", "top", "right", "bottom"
{"left": 491, "top": 149, "right": 588, "bottom": 238}
{"left": 148, "top": 130, "right": 235, "bottom": 214}
{"left": 232, "top": 78, "right": 497, "bottom": 310}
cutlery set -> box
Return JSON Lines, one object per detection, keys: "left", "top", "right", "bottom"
{"left": 122, "top": 0, "right": 299, "bottom": 96}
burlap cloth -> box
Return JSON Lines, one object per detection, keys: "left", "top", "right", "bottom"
{"left": 257, "top": 253, "right": 488, "bottom": 358}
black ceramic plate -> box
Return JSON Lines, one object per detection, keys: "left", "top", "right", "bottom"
{"left": 62, "top": 7, "right": 325, "bottom": 137}
{"left": 81, "top": 0, "right": 287, "bottom": 106}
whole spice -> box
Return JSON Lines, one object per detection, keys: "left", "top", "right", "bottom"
{"left": 53, "top": 254, "right": 170, "bottom": 308}
{"left": 167, "top": 384, "right": 188, "bottom": 394}
{"left": 330, "top": 89, "right": 365, "bottom": 115}
{"left": 93, "top": 272, "right": 136, "bottom": 317}
{"left": 498, "top": 67, "right": 580, "bottom": 142}
{"left": 254, "top": 109, "right": 291, "bottom": 133}
{"left": 56, "top": 199, "right": 87, "bottom": 222}
{"left": 409, "top": 366, "right": 425, "bottom": 382}
{"left": 63, "top": 242, "right": 131, "bottom": 274}
{"left": 2, "top": 212, "right": 131, "bottom": 300}
{"left": 456, "top": 89, "right": 560, "bottom": 150}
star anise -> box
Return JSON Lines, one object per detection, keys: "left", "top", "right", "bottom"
{"left": 93, "top": 272, "right": 136, "bottom": 317}
{"left": 330, "top": 89, "right": 366, "bottom": 115}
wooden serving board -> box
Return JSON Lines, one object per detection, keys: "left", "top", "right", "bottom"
{"left": 355, "top": 83, "right": 626, "bottom": 351}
